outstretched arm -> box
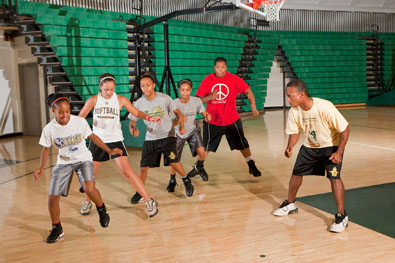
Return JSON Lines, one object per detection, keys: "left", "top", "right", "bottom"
{"left": 329, "top": 125, "right": 350, "bottom": 164}
{"left": 129, "top": 120, "right": 139, "bottom": 137}
{"left": 121, "top": 96, "right": 161, "bottom": 123}
{"left": 245, "top": 88, "right": 260, "bottom": 117}
{"left": 78, "top": 96, "right": 97, "bottom": 118}
{"left": 34, "top": 147, "right": 50, "bottom": 181}
{"left": 199, "top": 90, "right": 218, "bottom": 104}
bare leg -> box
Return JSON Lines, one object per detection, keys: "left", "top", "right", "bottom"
{"left": 169, "top": 166, "right": 176, "bottom": 175}
{"left": 240, "top": 148, "right": 252, "bottom": 158}
{"left": 330, "top": 178, "right": 345, "bottom": 214}
{"left": 48, "top": 195, "right": 61, "bottom": 224}
{"left": 83, "top": 180, "right": 103, "bottom": 207}
{"left": 287, "top": 175, "right": 303, "bottom": 203}
{"left": 85, "top": 161, "right": 101, "bottom": 202}
{"left": 169, "top": 162, "right": 187, "bottom": 178}
{"left": 139, "top": 166, "right": 150, "bottom": 184}
{"left": 113, "top": 156, "right": 151, "bottom": 201}
{"left": 196, "top": 147, "right": 206, "bottom": 161}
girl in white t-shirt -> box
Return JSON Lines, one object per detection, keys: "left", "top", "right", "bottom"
{"left": 34, "top": 93, "right": 122, "bottom": 243}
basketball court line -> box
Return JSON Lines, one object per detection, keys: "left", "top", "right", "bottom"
{"left": 0, "top": 165, "right": 55, "bottom": 185}
{"left": 244, "top": 123, "right": 395, "bottom": 151}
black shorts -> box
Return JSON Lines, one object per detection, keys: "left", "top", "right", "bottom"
{"left": 88, "top": 141, "right": 128, "bottom": 162}
{"left": 293, "top": 145, "right": 343, "bottom": 179}
{"left": 176, "top": 126, "right": 204, "bottom": 159}
{"left": 141, "top": 137, "right": 179, "bottom": 168}
{"left": 203, "top": 119, "right": 250, "bottom": 152}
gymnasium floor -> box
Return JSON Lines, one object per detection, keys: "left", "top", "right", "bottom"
{"left": 0, "top": 107, "right": 394, "bottom": 263}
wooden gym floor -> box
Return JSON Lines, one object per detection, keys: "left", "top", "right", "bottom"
{"left": 0, "top": 107, "right": 394, "bottom": 263}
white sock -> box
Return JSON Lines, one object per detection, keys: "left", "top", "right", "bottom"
{"left": 245, "top": 156, "right": 253, "bottom": 162}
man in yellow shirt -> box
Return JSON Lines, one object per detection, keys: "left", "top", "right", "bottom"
{"left": 273, "top": 79, "right": 351, "bottom": 233}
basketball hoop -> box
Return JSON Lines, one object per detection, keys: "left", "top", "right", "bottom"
{"left": 224, "top": 0, "right": 286, "bottom": 21}
{"left": 256, "top": 0, "right": 285, "bottom": 22}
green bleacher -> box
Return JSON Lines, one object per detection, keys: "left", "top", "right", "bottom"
{"left": 17, "top": 1, "right": 395, "bottom": 109}
{"left": 18, "top": 0, "right": 132, "bottom": 112}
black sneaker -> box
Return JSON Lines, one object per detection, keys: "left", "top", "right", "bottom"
{"left": 247, "top": 160, "right": 261, "bottom": 177}
{"left": 97, "top": 203, "right": 110, "bottom": 228}
{"left": 187, "top": 165, "right": 199, "bottom": 178}
{"left": 182, "top": 176, "right": 194, "bottom": 197}
{"left": 130, "top": 192, "right": 144, "bottom": 204}
{"left": 199, "top": 167, "right": 209, "bottom": 181}
{"left": 166, "top": 178, "right": 177, "bottom": 192}
{"left": 46, "top": 224, "right": 64, "bottom": 243}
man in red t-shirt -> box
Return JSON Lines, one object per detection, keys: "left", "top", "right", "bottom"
{"left": 192, "top": 57, "right": 262, "bottom": 177}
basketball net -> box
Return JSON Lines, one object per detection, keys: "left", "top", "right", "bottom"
{"left": 249, "top": 0, "right": 285, "bottom": 21}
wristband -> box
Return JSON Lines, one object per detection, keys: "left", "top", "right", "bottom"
{"left": 146, "top": 115, "right": 152, "bottom": 121}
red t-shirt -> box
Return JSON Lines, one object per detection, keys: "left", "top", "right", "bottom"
{"left": 196, "top": 72, "right": 249, "bottom": 126}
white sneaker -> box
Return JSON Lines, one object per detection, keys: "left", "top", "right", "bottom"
{"left": 80, "top": 200, "right": 92, "bottom": 215}
{"left": 330, "top": 212, "right": 348, "bottom": 233}
{"left": 146, "top": 199, "right": 159, "bottom": 218}
{"left": 273, "top": 200, "right": 298, "bottom": 216}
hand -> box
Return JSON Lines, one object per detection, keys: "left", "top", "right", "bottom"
{"left": 130, "top": 127, "right": 140, "bottom": 137}
{"left": 34, "top": 168, "right": 43, "bottom": 181}
{"left": 252, "top": 109, "right": 259, "bottom": 118}
{"left": 179, "top": 125, "right": 185, "bottom": 135}
{"left": 284, "top": 147, "right": 293, "bottom": 158}
{"left": 204, "top": 113, "right": 211, "bottom": 122}
{"left": 210, "top": 90, "right": 218, "bottom": 100}
{"left": 329, "top": 151, "right": 342, "bottom": 164}
{"left": 149, "top": 116, "right": 161, "bottom": 124}
{"left": 110, "top": 148, "right": 123, "bottom": 157}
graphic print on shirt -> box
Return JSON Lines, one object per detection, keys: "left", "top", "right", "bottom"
{"left": 211, "top": 83, "right": 229, "bottom": 104}
{"left": 94, "top": 106, "right": 119, "bottom": 119}
{"left": 145, "top": 106, "right": 165, "bottom": 118}
{"left": 54, "top": 134, "right": 83, "bottom": 149}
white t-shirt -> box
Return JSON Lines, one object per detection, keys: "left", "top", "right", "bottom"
{"left": 286, "top": 97, "right": 349, "bottom": 148}
{"left": 174, "top": 96, "right": 205, "bottom": 138}
{"left": 128, "top": 92, "right": 176, "bottom": 141}
{"left": 39, "top": 115, "right": 93, "bottom": 164}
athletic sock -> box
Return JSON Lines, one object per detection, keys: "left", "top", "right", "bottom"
{"left": 52, "top": 222, "right": 61, "bottom": 227}
{"left": 245, "top": 156, "right": 253, "bottom": 162}
{"left": 170, "top": 174, "right": 176, "bottom": 180}
{"left": 96, "top": 203, "right": 105, "bottom": 211}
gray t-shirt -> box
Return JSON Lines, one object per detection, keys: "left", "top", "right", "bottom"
{"left": 128, "top": 92, "right": 176, "bottom": 141}
{"left": 174, "top": 96, "right": 205, "bottom": 138}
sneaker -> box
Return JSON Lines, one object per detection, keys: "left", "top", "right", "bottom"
{"left": 199, "top": 167, "right": 209, "bottom": 181}
{"left": 273, "top": 200, "right": 298, "bottom": 216}
{"left": 80, "top": 200, "right": 92, "bottom": 215}
{"left": 97, "top": 203, "right": 110, "bottom": 228}
{"left": 166, "top": 178, "right": 177, "bottom": 192}
{"left": 46, "top": 224, "right": 64, "bottom": 243}
{"left": 330, "top": 212, "right": 348, "bottom": 233}
{"left": 187, "top": 165, "right": 199, "bottom": 178}
{"left": 146, "top": 199, "right": 159, "bottom": 218}
{"left": 130, "top": 192, "right": 144, "bottom": 204}
{"left": 182, "top": 176, "right": 194, "bottom": 197}
{"left": 247, "top": 160, "right": 261, "bottom": 177}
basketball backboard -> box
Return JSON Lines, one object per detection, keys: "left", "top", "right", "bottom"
{"left": 223, "top": 0, "right": 285, "bottom": 21}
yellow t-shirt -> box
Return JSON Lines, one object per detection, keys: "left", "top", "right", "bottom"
{"left": 286, "top": 98, "right": 349, "bottom": 148}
